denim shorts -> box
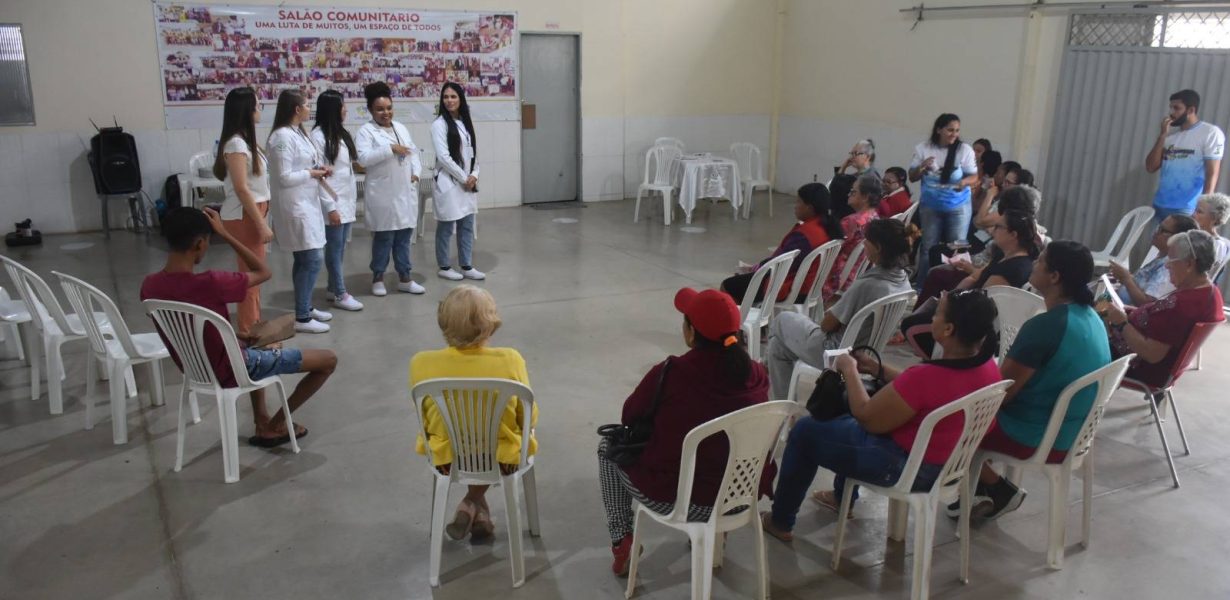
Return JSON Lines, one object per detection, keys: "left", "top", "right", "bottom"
{"left": 243, "top": 347, "right": 303, "bottom": 380}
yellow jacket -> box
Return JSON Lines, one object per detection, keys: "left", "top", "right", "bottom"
{"left": 411, "top": 346, "right": 538, "bottom": 467}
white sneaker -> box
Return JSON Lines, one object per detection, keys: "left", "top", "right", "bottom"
{"left": 330, "top": 294, "right": 364, "bottom": 311}
{"left": 438, "top": 268, "right": 464, "bottom": 281}
{"left": 294, "top": 319, "right": 330, "bottom": 334}
{"left": 372, "top": 281, "right": 387, "bottom": 297}
{"left": 397, "top": 279, "right": 426, "bottom": 294}
{"left": 309, "top": 308, "right": 333, "bottom": 322}
{"left": 461, "top": 267, "right": 486, "bottom": 280}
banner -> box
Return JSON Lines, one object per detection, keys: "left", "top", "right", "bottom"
{"left": 153, "top": 3, "right": 517, "bottom": 107}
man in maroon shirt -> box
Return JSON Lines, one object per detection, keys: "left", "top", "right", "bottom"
{"left": 142, "top": 207, "right": 337, "bottom": 447}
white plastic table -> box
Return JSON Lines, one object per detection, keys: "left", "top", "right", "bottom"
{"left": 670, "top": 154, "right": 742, "bottom": 224}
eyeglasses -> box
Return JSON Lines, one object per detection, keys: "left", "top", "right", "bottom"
{"left": 849, "top": 151, "right": 868, "bottom": 157}
{"left": 1155, "top": 228, "right": 1178, "bottom": 236}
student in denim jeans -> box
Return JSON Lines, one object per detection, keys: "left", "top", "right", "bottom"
{"left": 141, "top": 207, "right": 338, "bottom": 447}
{"left": 311, "top": 90, "right": 364, "bottom": 312}
{"left": 909, "top": 114, "right": 981, "bottom": 289}
{"left": 762, "top": 289, "right": 1002, "bottom": 541}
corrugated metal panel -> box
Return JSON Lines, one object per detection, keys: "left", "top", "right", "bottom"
{"left": 0, "top": 24, "right": 34, "bottom": 125}
{"left": 1042, "top": 40, "right": 1230, "bottom": 300}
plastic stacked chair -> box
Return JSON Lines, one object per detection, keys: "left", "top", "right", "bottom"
{"left": 634, "top": 144, "right": 685, "bottom": 226}
{"left": 985, "top": 286, "right": 1046, "bottom": 364}
{"left": 730, "top": 143, "right": 773, "bottom": 218}
{"left": 1090, "top": 206, "right": 1154, "bottom": 270}
{"left": 737, "top": 250, "right": 799, "bottom": 361}
{"left": 775, "top": 239, "right": 843, "bottom": 323}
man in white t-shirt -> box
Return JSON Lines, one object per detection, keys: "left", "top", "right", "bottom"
{"left": 1145, "top": 89, "right": 1225, "bottom": 223}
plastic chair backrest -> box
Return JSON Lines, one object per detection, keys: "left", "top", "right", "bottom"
{"left": 986, "top": 286, "right": 1046, "bottom": 363}
{"left": 410, "top": 378, "right": 534, "bottom": 479}
{"left": 835, "top": 241, "right": 867, "bottom": 293}
{"left": 644, "top": 144, "right": 683, "bottom": 187}
{"left": 1099, "top": 206, "right": 1154, "bottom": 265}
{"left": 0, "top": 255, "right": 74, "bottom": 336}
{"left": 654, "top": 137, "right": 685, "bottom": 152}
{"left": 143, "top": 299, "right": 252, "bottom": 391}
{"left": 893, "top": 200, "right": 920, "bottom": 224}
{"left": 782, "top": 239, "right": 843, "bottom": 316}
{"left": 896, "top": 380, "right": 1012, "bottom": 495}
{"left": 54, "top": 272, "right": 139, "bottom": 359}
{"left": 671, "top": 401, "right": 796, "bottom": 520}
{"left": 729, "top": 143, "right": 764, "bottom": 181}
{"left": 1165, "top": 321, "right": 1221, "bottom": 386}
{"left": 1023, "top": 355, "right": 1134, "bottom": 467}
{"left": 836, "top": 290, "right": 915, "bottom": 352}
{"left": 189, "top": 150, "right": 214, "bottom": 178}
{"left": 737, "top": 250, "right": 799, "bottom": 322}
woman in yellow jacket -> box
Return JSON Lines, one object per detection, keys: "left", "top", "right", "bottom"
{"left": 412, "top": 284, "right": 537, "bottom": 541}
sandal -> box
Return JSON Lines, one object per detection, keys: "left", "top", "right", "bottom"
{"left": 446, "top": 499, "right": 478, "bottom": 541}
{"left": 811, "top": 490, "right": 854, "bottom": 519}
{"left": 471, "top": 504, "right": 496, "bottom": 541}
{"left": 760, "top": 512, "right": 793, "bottom": 543}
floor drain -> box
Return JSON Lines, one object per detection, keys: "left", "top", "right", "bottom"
{"left": 552, "top": 217, "right": 578, "bottom": 224}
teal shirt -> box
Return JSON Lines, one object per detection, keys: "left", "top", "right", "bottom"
{"left": 999, "top": 304, "right": 1111, "bottom": 451}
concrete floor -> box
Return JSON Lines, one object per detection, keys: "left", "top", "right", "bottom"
{"left": 1, "top": 196, "right": 1228, "bottom": 599}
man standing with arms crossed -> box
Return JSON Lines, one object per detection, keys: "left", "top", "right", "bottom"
{"left": 1146, "top": 89, "right": 1225, "bottom": 223}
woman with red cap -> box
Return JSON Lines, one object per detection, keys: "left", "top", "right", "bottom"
{"left": 599, "top": 288, "right": 771, "bottom": 577}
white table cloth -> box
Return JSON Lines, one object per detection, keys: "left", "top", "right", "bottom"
{"left": 670, "top": 154, "right": 742, "bottom": 224}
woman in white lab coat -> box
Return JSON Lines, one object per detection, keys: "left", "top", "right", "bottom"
{"left": 311, "top": 90, "right": 363, "bottom": 312}
{"left": 431, "top": 82, "right": 484, "bottom": 281}
{"left": 355, "top": 81, "right": 425, "bottom": 296}
{"left": 267, "top": 89, "right": 339, "bottom": 334}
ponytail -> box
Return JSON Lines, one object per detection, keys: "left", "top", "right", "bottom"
{"left": 686, "top": 318, "right": 753, "bottom": 384}
{"left": 1042, "top": 240, "right": 1096, "bottom": 306}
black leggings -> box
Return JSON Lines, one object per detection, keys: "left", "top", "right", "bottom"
{"left": 721, "top": 272, "right": 806, "bottom": 304}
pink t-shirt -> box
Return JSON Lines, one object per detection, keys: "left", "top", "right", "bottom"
{"left": 890, "top": 359, "right": 1002, "bottom": 465}
{"left": 140, "top": 270, "right": 249, "bottom": 387}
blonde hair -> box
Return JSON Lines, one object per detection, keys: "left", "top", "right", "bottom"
{"left": 437, "top": 284, "right": 501, "bottom": 349}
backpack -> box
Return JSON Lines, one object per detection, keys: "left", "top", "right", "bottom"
{"left": 163, "top": 174, "right": 183, "bottom": 209}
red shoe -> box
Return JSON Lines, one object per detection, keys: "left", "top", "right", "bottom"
{"left": 611, "top": 534, "right": 634, "bottom": 577}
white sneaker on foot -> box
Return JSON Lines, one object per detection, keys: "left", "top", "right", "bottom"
{"left": 330, "top": 294, "right": 364, "bottom": 311}
{"left": 294, "top": 319, "right": 330, "bottom": 334}
{"left": 372, "top": 281, "right": 387, "bottom": 297}
{"left": 438, "top": 268, "right": 464, "bottom": 281}
{"left": 397, "top": 279, "right": 426, "bottom": 294}
{"left": 309, "top": 308, "right": 333, "bottom": 322}
{"left": 461, "top": 267, "right": 486, "bottom": 280}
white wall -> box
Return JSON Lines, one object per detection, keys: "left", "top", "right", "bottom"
{"left": 0, "top": 0, "right": 777, "bottom": 232}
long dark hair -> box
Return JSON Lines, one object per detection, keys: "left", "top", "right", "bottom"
{"left": 213, "top": 87, "right": 262, "bottom": 180}
{"left": 929, "top": 113, "right": 961, "bottom": 183}
{"left": 1041, "top": 241, "right": 1096, "bottom": 306}
{"left": 885, "top": 166, "right": 911, "bottom": 199}
{"left": 941, "top": 288, "right": 999, "bottom": 358}
{"left": 438, "top": 82, "right": 477, "bottom": 172}
{"left": 864, "top": 218, "right": 911, "bottom": 270}
{"left": 269, "top": 89, "right": 308, "bottom": 139}
{"left": 314, "top": 90, "right": 356, "bottom": 164}
{"left": 1000, "top": 209, "right": 1041, "bottom": 258}
{"left": 686, "top": 317, "right": 753, "bottom": 384}
{"left": 797, "top": 182, "right": 843, "bottom": 240}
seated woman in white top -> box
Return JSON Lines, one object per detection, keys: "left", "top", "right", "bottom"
{"left": 1193, "top": 193, "right": 1230, "bottom": 280}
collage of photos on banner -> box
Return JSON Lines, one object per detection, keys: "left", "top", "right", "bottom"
{"left": 157, "top": 4, "right": 517, "bottom": 104}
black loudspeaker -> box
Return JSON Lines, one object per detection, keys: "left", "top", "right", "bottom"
{"left": 88, "top": 127, "right": 142, "bottom": 195}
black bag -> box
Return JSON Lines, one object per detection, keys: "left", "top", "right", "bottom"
{"left": 163, "top": 174, "right": 183, "bottom": 210}
{"left": 597, "top": 358, "right": 671, "bottom": 467}
{"left": 805, "top": 346, "right": 886, "bottom": 421}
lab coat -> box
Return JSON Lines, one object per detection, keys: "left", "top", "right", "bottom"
{"left": 268, "top": 126, "right": 333, "bottom": 252}
{"left": 354, "top": 120, "right": 422, "bottom": 231}
{"left": 310, "top": 127, "right": 357, "bottom": 224}
{"left": 430, "top": 116, "right": 479, "bottom": 222}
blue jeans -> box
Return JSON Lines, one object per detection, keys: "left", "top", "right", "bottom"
{"left": 370, "top": 228, "right": 413, "bottom": 279}
{"left": 244, "top": 347, "right": 304, "bottom": 380}
{"left": 324, "top": 223, "right": 351, "bottom": 297}
{"left": 770, "top": 415, "right": 941, "bottom": 531}
{"left": 915, "top": 202, "right": 972, "bottom": 288}
{"left": 1152, "top": 204, "right": 1192, "bottom": 225}
{"left": 435, "top": 213, "right": 475, "bottom": 269}
{"left": 291, "top": 248, "right": 323, "bottom": 321}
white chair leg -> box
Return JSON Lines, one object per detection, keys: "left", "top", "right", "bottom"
{"left": 1081, "top": 458, "right": 1094, "bottom": 549}
{"left": 625, "top": 508, "right": 646, "bottom": 599}
{"left": 428, "top": 477, "right": 450, "bottom": 587}
{"left": 273, "top": 382, "right": 299, "bottom": 454}
{"left": 149, "top": 360, "right": 166, "bottom": 407}
{"left": 831, "top": 488, "right": 856, "bottom": 569}
{"left": 695, "top": 530, "right": 717, "bottom": 600}
{"left": 502, "top": 474, "right": 527, "bottom": 588}
{"left": 1004, "top": 465, "right": 1024, "bottom": 486}
{"left": 124, "top": 365, "right": 137, "bottom": 398}
{"left": 888, "top": 498, "right": 908, "bottom": 542}
{"left": 1148, "top": 393, "right": 1181, "bottom": 488}
{"left": 1046, "top": 469, "right": 1070, "bottom": 570}
{"left": 767, "top": 186, "right": 773, "bottom": 217}
{"left": 911, "top": 499, "right": 937, "bottom": 600}
{"left": 219, "top": 394, "right": 241, "bottom": 483}
{"left": 524, "top": 467, "right": 541, "bottom": 536}
{"left": 959, "top": 474, "right": 974, "bottom": 583}
{"left": 83, "top": 356, "right": 97, "bottom": 430}
{"left": 663, "top": 191, "right": 672, "bottom": 227}
{"left": 174, "top": 385, "right": 189, "bottom": 472}
{"left": 742, "top": 182, "right": 752, "bottom": 218}
{"left": 110, "top": 362, "right": 129, "bottom": 445}
{"left": 1168, "top": 390, "right": 1191, "bottom": 456}
{"left": 634, "top": 188, "right": 644, "bottom": 223}
{"left": 712, "top": 529, "right": 725, "bottom": 568}
{"left": 26, "top": 325, "right": 40, "bottom": 400}
{"left": 46, "top": 337, "right": 64, "bottom": 415}
{"left": 752, "top": 513, "right": 769, "bottom": 600}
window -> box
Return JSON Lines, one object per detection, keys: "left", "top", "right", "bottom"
{"left": 1069, "top": 11, "right": 1230, "bottom": 49}
{"left": 0, "top": 24, "right": 35, "bottom": 125}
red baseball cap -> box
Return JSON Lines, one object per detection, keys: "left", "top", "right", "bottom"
{"left": 674, "top": 287, "right": 741, "bottom": 343}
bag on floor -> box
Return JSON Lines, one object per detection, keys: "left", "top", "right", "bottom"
{"left": 246, "top": 314, "right": 296, "bottom": 348}
{"left": 805, "top": 345, "right": 886, "bottom": 420}
{"left": 596, "top": 358, "right": 671, "bottom": 467}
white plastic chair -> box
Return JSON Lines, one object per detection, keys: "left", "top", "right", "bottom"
{"left": 0, "top": 285, "right": 32, "bottom": 363}
{"left": 985, "top": 286, "right": 1046, "bottom": 364}
{"left": 56, "top": 272, "right": 171, "bottom": 444}
{"left": 971, "top": 355, "right": 1132, "bottom": 570}
{"left": 737, "top": 250, "right": 799, "bottom": 361}
{"left": 830, "top": 380, "right": 1012, "bottom": 600}
{"left": 893, "top": 200, "right": 921, "bottom": 224}
{"left": 625, "top": 400, "right": 797, "bottom": 600}
{"left": 654, "top": 137, "right": 685, "bottom": 152}
{"left": 634, "top": 145, "right": 684, "bottom": 226}
{"left": 144, "top": 300, "right": 296, "bottom": 484}
{"left": 776, "top": 240, "right": 843, "bottom": 322}
{"left": 0, "top": 254, "right": 124, "bottom": 415}
{"left": 411, "top": 378, "right": 539, "bottom": 588}
{"left": 1091, "top": 206, "right": 1153, "bottom": 270}
{"left": 184, "top": 150, "right": 224, "bottom": 208}
{"left": 785, "top": 290, "right": 916, "bottom": 406}
{"left": 730, "top": 143, "right": 773, "bottom": 218}
{"left": 832, "top": 241, "right": 868, "bottom": 297}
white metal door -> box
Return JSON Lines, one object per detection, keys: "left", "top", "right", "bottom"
{"left": 520, "top": 34, "right": 579, "bottom": 204}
